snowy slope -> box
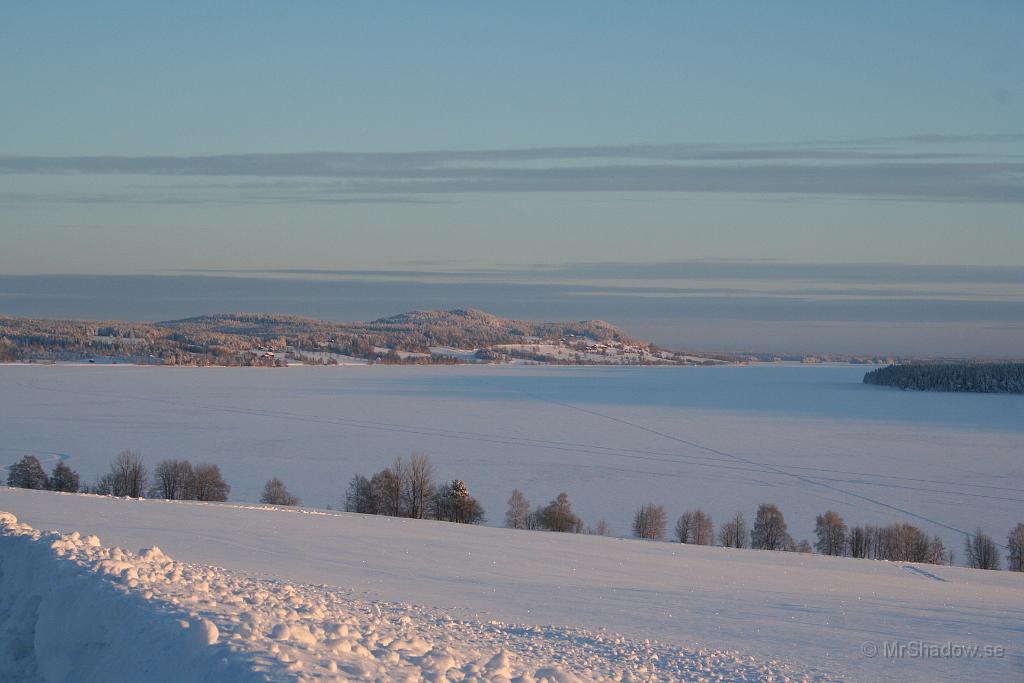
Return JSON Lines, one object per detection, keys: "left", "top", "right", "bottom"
{"left": 1, "top": 497, "right": 806, "bottom": 683}
{"left": 3, "top": 488, "right": 1022, "bottom": 682}
{"left": 2, "top": 509, "right": 803, "bottom": 683}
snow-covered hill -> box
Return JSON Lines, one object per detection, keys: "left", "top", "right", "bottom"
{"left": 1, "top": 309, "right": 689, "bottom": 367}
{"left": 2, "top": 488, "right": 1022, "bottom": 682}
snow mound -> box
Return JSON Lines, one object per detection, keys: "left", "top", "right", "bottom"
{"left": 0, "top": 513, "right": 258, "bottom": 682}
{"left": 0, "top": 510, "right": 812, "bottom": 682}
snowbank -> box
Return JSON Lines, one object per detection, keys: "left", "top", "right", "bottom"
{"left": 0, "top": 512, "right": 259, "bottom": 683}
{"left": 0, "top": 510, "right": 808, "bottom": 682}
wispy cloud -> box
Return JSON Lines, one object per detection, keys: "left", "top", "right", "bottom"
{"left": 0, "top": 190, "right": 448, "bottom": 207}
{"left": 185, "top": 260, "right": 1024, "bottom": 285}
{"left": 2, "top": 134, "right": 1022, "bottom": 204}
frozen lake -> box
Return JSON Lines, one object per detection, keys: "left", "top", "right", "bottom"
{"left": 2, "top": 363, "right": 1021, "bottom": 559}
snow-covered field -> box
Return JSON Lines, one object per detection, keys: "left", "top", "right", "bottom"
{"left": 2, "top": 489, "right": 1022, "bottom": 682}
{"left": 0, "top": 501, "right": 802, "bottom": 683}
{"left": 1, "top": 364, "right": 1021, "bottom": 557}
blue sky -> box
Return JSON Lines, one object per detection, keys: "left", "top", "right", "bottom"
{"left": 1, "top": 2, "right": 1022, "bottom": 275}
{"left": 3, "top": 2, "right": 1021, "bottom": 154}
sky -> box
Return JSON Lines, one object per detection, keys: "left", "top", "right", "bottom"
{"left": 1, "top": 2, "right": 1022, "bottom": 354}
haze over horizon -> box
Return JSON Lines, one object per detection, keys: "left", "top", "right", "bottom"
{"left": 2, "top": 2, "right": 1022, "bottom": 355}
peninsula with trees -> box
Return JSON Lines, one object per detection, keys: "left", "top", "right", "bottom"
{"left": 0, "top": 308, "right": 725, "bottom": 367}
{"left": 863, "top": 362, "right": 1024, "bottom": 394}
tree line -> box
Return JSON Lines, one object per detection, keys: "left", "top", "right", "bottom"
{"left": 504, "top": 489, "right": 591, "bottom": 533}
{"left": 864, "top": 363, "right": 1024, "bottom": 393}
{"left": 5, "top": 455, "right": 80, "bottom": 493}
{"left": 4, "top": 451, "right": 300, "bottom": 507}
{"left": 507, "top": 493, "right": 1023, "bottom": 572}
{"left": 7, "top": 452, "right": 1022, "bottom": 571}
{"left": 343, "top": 452, "right": 484, "bottom": 524}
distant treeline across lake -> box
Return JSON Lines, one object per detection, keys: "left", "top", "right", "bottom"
{"left": 863, "top": 363, "right": 1024, "bottom": 394}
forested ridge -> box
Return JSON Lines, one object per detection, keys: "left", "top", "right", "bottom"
{"left": 864, "top": 363, "right": 1024, "bottom": 393}
{"left": 0, "top": 309, "right": 657, "bottom": 366}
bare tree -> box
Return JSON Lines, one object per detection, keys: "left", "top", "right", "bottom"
{"left": 675, "top": 511, "right": 694, "bottom": 543}
{"left": 875, "top": 523, "right": 941, "bottom": 563}
{"left": 905, "top": 528, "right": 935, "bottom": 563}
{"left": 48, "top": 461, "right": 80, "bottom": 493}
{"left": 1007, "top": 523, "right": 1024, "bottom": 572}
{"left": 594, "top": 519, "right": 610, "bottom": 536}
{"left": 505, "top": 489, "right": 531, "bottom": 529}
{"left": 632, "top": 503, "right": 667, "bottom": 540}
{"left": 751, "top": 504, "right": 791, "bottom": 551}
{"left": 390, "top": 457, "right": 408, "bottom": 514}
{"left": 6, "top": 455, "right": 49, "bottom": 489}
{"left": 402, "top": 452, "right": 435, "bottom": 519}
{"left": 675, "top": 509, "right": 713, "bottom": 544}
{"left": 718, "top": 512, "right": 747, "bottom": 548}
{"left": 192, "top": 463, "right": 230, "bottom": 501}
{"left": 964, "top": 528, "right": 1001, "bottom": 570}
{"left": 924, "top": 535, "right": 952, "bottom": 565}
{"left": 693, "top": 510, "right": 713, "bottom": 545}
{"left": 89, "top": 472, "right": 116, "bottom": 496}
{"left": 848, "top": 523, "right": 947, "bottom": 564}
{"left": 110, "top": 450, "right": 148, "bottom": 498}
{"left": 260, "top": 477, "right": 301, "bottom": 506}
{"left": 814, "top": 510, "right": 848, "bottom": 556}
{"left": 847, "top": 525, "right": 873, "bottom": 559}
{"left": 152, "top": 459, "right": 194, "bottom": 499}
{"left": 526, "top": 505, "right": 545, "bottom": 530}
{"left": 370, "top": 467, "right": 402, "bottom": 517}
{"left": 344, "top": 474, "right": 375, "bottom": 514}
{"left": 875, "top": 524, "right": 901, "bottom": 561}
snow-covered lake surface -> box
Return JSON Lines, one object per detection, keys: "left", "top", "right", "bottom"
{"left": 1, "top": 363, "right": 1022, "bottom": 559}
{"left": 2, "top": 363, "right": 1022, "bottom": 557}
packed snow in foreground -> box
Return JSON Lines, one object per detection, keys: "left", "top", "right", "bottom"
{"left": 0, "top": 509, "right": 806, "bottom": 683}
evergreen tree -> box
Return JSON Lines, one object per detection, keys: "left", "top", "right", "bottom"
{"left": 48, "top": 461, "right": 80, "bottom": 493}
{"left": 432, "top": 480, "right": 484, "bottom": 524}
{"left": 864, "top": 363, "right": 1024, "bottom": 394}
{"left": 6, "top": 455, "right": 49, "bottom": 489}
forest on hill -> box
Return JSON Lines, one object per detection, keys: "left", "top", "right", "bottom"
{"left": 0, "top": 309, "right": 693, "bottom": 367}
{"left": 863, "top": 363, "right": 1024, "bottom": 393}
